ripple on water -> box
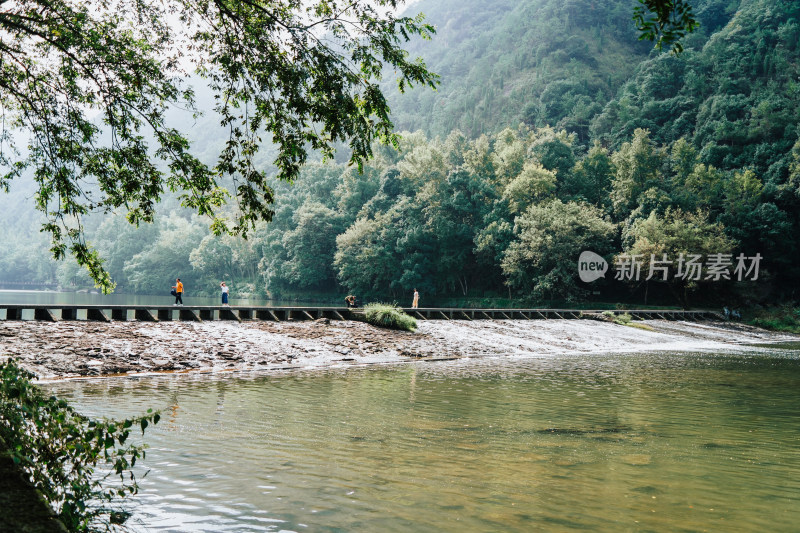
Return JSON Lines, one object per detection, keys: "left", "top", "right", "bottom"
{"left": 43, "top": 349, "right": 800, "bottom": 532}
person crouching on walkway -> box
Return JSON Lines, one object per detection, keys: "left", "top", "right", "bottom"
{"left": 172, "top": 278, "right": 184, "bottom": 306}
{"left": 221, "top": 282, "right": 229, "bottom": 306}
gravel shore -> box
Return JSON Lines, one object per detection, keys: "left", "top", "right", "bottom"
{"left": 0, "top": 318, "right": 796, "bottom": 380}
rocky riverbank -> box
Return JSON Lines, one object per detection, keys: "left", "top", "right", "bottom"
{"left": 0, "top": 318, "right": 797, "bottom": 379}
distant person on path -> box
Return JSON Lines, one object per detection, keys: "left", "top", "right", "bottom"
{"left": 345, "top": 294, "right": 356, "bottom": 308}
{"left": 220, "top": 282, "right": 229, "bottom": 306}
{"left": 172, "top": 278, "right": 184, "bottom": 306}
{"left": 412, "top": 288, "right": 419, "bottom": 308}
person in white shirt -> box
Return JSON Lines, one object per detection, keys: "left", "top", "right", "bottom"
{"left": 220, "top": 282, "right": 230, "bottom": 306}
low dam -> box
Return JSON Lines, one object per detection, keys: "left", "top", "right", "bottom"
{"left": 0, "top": 305, "right": 721, "bottom": 323}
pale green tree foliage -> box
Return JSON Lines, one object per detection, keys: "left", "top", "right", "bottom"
{"left": 277, "top": 202, "right": 347, "bottom": 289}
{"left": 462, "top": 135, "right": 495, "bottom": 181}
{"left": 334, "top": 215, "right": 400, "bottom": 296}
{"left": 123, "top": 213, "right": 205, "bottom": 293}
{"left": 335, "top": 166, "right": 382, "bottom": 221}
{"left": 335, "top": 195, "right": 433, "bottom": 297}
{"left": 502, "top": 199, "right": 616, "bottom": 300}
{"left": 502, "top": 162, "right": 557, "bottom": 214}
{"left": 668, "top": 138, "right": 700, "bottom": 209}
{"left": 190, "top": 232, "right": 260, "bottom": 289}
{"left": 491, "top": 127, "right": 529, "bottom": 183}
{"left": 474, "top": 217, "right": 514, "bottom": 271}
{"left": 562, "top": 142, "right": 615, "bottom": 206}
{"left": 724, "top": 169, "right": 763, "bottom": 209}
{"left": 528, "top": 127, "right": 576, "bottom": 184}
{"left": 91, "top": 215, "right": 162, "bottom": 290}
{"left": 396, "top": 137, "right": 448, "bottom": 186}
{"left": 683, "top": 163, "right": 725, "bottom": 211}
{"left": 669, "top": 138, "right": 698, "bottom": 185}
{"left": 610, "top": 128, "right": 665, "bottom": 219}
{"left": 780, "top": 137, "right": 800, "bottom": 200}
{"left": 624, "top": 208, "right": 735, "bottom": 304}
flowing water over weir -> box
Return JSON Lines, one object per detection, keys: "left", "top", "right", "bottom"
{"left": 44, "top": 346, "right": 800, "bottom": 533}
{"left": 2, "top": 316, "right": 796, "bottom": 379}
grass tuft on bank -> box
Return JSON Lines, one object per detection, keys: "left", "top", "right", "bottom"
{"left": 364, "top": 303, "right": 417, "bottom": 332}
{"left": 748, "top": 305, "right": 800, "bottom": 333}
{"left": 601, "top": 311, "right": 654, "bottom": 331}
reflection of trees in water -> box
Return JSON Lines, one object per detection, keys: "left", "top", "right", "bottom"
{"left": 409, "top": 367, "right": 417, "bottom": 405}
{"left": 216, "top": 381, "right": 226, "bottom": 417}
{"left": 168, "top": 391, "right": 180, "bottom": 428}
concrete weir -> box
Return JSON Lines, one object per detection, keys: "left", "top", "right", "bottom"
{"left": 0, "top": 305, "right": 722, "bottom": 323}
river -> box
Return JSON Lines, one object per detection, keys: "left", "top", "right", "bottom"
{"left": 44, "top": 349, "right": 800, "bottom": 532}
{"left": 0, "top": 289, "right": 331, "bottom": 308}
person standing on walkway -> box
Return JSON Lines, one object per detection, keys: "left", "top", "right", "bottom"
{"left": 172, "top": 278, "right": 184, "bottom": 306}
{"left": 412, "top": 288, "right": 419, "bottom": 308}
{"left": 220, "top": 282, "right": 229, "bottom": 306}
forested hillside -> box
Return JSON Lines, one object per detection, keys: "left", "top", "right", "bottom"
{"left": 2, "top": 0, "right": 798, "bottom": 307}
{"left": 383, "top": 0, "right": 741, "bottom": 141}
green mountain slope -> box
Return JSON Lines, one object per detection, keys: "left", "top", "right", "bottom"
{"left": 4, "top": 0, "right": 800, "bottom": 306}
{"left": 385, "top": 0, "right": 739, "bottom": 142}
{"left": 591, "top": 0, "right": 800, "bottom": 184}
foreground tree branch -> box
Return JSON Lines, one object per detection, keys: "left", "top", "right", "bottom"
{"left": 0, "top": 0, "right": 438, "bottom": 292}
{"left": 634, "top": 0, "right": 699, "bottom": 54}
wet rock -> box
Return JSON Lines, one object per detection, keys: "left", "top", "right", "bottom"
{"left": 0, "top": 317, "right": 797, "bottom": 379}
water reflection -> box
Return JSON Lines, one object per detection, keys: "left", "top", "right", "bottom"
{"left": 46, "top": 351, "right": 800, "bottom": 532}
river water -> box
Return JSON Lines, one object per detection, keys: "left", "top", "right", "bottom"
{"left": 0, "top": 289, "right": 329, "bottom": 308}
{"left": 44, "top": 349, "right": 800, "bottom": 532}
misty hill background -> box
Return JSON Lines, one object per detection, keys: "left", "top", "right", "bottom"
{"left": 1, "top": 0, "right": 798, "bottom": 307}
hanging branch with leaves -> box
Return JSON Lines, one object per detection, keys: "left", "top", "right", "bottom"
{"left": 0, "top": 0, "right": 438, "bottom": 292}
{"left": 633, "top": 0, "right": 700, "bottom": 54}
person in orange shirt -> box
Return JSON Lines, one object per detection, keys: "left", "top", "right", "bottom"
{"left": 172, "top": 278, "right": 184, "bottom": 306}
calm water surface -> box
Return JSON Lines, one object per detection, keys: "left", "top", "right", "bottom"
{"left": 0, "top": 290, "right": 330, "bottom": 307}
{"left": 45, "top": 351, "right": 800, "bottom": 532}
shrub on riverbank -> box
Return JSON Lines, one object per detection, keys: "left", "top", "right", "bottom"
{"left": 748, "top": 306, "right": 800, "bottom": 333}
{"left": 0, "top": 359, "right": 159, "bottom": 532}
{"left": 364, "top": 303, "right": 417, "bottom": 332}
{"left": 599, "top": 311, "right": 654, "bottom": 331}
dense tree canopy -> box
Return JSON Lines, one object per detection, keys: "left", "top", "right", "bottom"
{"left": 0, "top": 0, "right": 437, "bottom": 291}
{"left": 0, "top": 0, "right": 797, "bottom": 308}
